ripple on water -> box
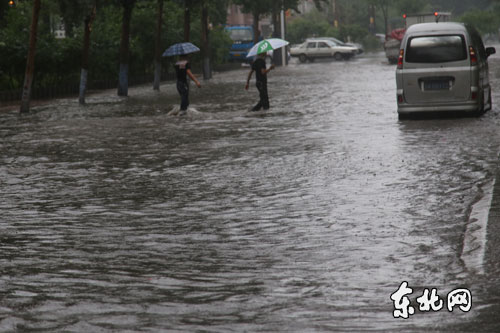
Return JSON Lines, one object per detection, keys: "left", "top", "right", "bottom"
{"left": 2, "top": 54, "right": 500, "bottom": 331}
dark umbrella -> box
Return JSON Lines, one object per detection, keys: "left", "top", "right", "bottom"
{"left": 162, "top": 42, "right": 200, "bottom": 57}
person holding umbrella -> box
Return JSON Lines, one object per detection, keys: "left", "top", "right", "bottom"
{"left": 175, "top": 54, "right": 201, "bottom": 114}
{"left": 163, "top": 42, "right": 202, "bottom": 115}
{"left": 245, "top": 38, "right": 288, "bottom": 112}
{"left": 245, "top": 53, "right": 274, "bottom": 112}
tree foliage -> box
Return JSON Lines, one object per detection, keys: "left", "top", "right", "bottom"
{"left": 459, "top": 7, "right": 500, "bottom": 35}
{"left": 0, "top": 0, "right": 231, "bottom": 91}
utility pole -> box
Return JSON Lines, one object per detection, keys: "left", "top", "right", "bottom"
{"left": 272, "top": 9, "right": 282, "bottom": 66}
{"left": 280, "top": 2, "right": 286, "bottom": 67}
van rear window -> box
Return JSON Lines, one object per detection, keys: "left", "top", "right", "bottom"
{"left": 406, "top": 35, "right": 467, "bottom": 63}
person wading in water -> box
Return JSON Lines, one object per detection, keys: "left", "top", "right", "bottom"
{"left": 245, "top": 53, "right": 275, "bottom": 111}
{"left": 175, "top": 54, "right": 201, "bottom": 115}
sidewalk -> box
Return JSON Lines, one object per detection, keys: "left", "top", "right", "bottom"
{"left": 0, "top": 62, "right": 247, "bottom": 114}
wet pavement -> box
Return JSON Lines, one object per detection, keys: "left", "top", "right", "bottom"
{"left": 2, "top": 51, "right": 500, "bottom": 332}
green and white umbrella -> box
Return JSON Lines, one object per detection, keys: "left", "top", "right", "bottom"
{"left": 246, "top": 38, "right": 289, "bottom": 58}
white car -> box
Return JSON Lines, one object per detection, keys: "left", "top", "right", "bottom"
{"left": 290, "top": 39, "right": 358, "bottom": 63}
{"left": 319, "top": 37, "right": 364, "bottom": 54}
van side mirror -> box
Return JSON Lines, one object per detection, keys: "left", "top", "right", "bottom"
{"left": 486, "top": 47, "right": 496, "bottom": 58}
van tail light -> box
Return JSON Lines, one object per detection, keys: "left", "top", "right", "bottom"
{"left": 470, "top": 46, "right": 477, "bottom": 66}
{"left": 397, "top": 94, "right": 404, "bottom": 103}
{"left": 471, "top": 91, "right": 477, "bottom": 100}
{"left": 397, "top": 49, "right": 404, "bottom": 69}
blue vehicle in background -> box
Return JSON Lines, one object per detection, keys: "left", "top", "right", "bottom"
{"left": 224, "top": 25, "right": 256, "bottom": 62}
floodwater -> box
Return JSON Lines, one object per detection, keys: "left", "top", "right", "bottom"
{"left": 2, "top": 51, "right": 500, "bottom": 332}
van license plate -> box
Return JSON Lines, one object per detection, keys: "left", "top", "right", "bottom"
{"left": 424, "top": 80, "right": 450, "bottom": 90}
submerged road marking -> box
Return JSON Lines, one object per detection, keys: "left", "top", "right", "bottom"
{"left": 461, "top": 178, "right": 495, "bottom": 275}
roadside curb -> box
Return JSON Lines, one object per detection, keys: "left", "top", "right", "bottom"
{"left": 485, "top": 160, "right": 500, "bottom": 273}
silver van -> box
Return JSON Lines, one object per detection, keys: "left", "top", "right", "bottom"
{"left": 396, "top": 22, "right": 496, "bottom": 118}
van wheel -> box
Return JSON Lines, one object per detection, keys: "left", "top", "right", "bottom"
{"left": 299, "top": 54, "right": 307, "bottom": 63}
{"left": 474, "top": 96, "right": 486, "bottom": 117}
{"left": 334, "top": 53, "right": 343, "bottom": 61}
{"left": 486, "top": 92, "right": 493, "bottom": 112}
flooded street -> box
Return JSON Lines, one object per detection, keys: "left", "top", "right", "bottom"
{"left": 2, "top": 51, "right": 500, "bottom": 331}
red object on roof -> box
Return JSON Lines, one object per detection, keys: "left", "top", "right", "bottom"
{"left": 390, "top": 28, "right": 406, "bottom": 41}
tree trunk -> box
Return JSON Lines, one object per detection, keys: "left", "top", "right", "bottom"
{"left": 79, "top": 3, "right": 97, "bottom": 104}
{"left": 153, "top": 0, "right": 163, "bottom": 91}
{"left": 184, "top": 0, "right": 190, "bottom": 42}
{"left": 20, "top": 0, "right": 41, "bottom": 113}
{"left": 118, "top": 0, "right": 134, "bottom": 97}
{"left": 332, "top": 0, "right": 339, "bottom": 28}
{"left": 380, "top": 1, "right": 389, "bottom": 37}
{"left": 253, "top": 11, "right": 260, "bottom": 44}
{"left": 201, "top": 1, "right": 211, "bottom": 80}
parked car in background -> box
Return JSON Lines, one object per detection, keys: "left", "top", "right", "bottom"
{"left": 396, "top": 22, "right": 496, "bottom": 118}
{"left": 290, "top": 39, "right": 358, "bottom": 63}
{"left": 320, "top": 37, "right": 364, "bottom": 54}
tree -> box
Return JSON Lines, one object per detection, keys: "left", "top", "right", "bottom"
{"left": 394, "top": 0, "right": 429, "bottom": 15}
{"left": 459, "top": 9, "right": 499, "bottom": 34}
{"left": 232, "top": 0, "right": 270, "bottom": 43}
{"left": 153, "top": 0, "right": 164, "bottom": 90}
{"left": 79, "top": 0, "right": 97, "bottom": 104}
{"left": 56, "top": 0, "right": 89, "bottom": 36}
{"left": 0, "top": 1, "right": 10, "bottom": 24}
{"left": 430, "top": 0, "right": 490, "bottom": 15}
{"left": 20, "top": 0, "right": 41, "bottom": 113}
{"left": 234, "top": 0, "right": 327, "bottom": 43}
{"left": 201, "top": 0, "right": 211, "bottom": 79}
{"left": 181, "top": 0, "right": 203, "bottom": 42}
{"left": 117, "top": 0, "right": 136, "bottom": 97}
{"left": 367, "top": 0, "right": 391, "bottom": 36}
{"left": 184, "top": 0, "right": 191, "bottom": 41}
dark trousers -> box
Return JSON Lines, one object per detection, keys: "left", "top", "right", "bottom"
{"left": 177, "top": 81, "right": 189, "bottom": 111}
{"left": 252, "top": 81, "right": 269, "bottom": 111}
